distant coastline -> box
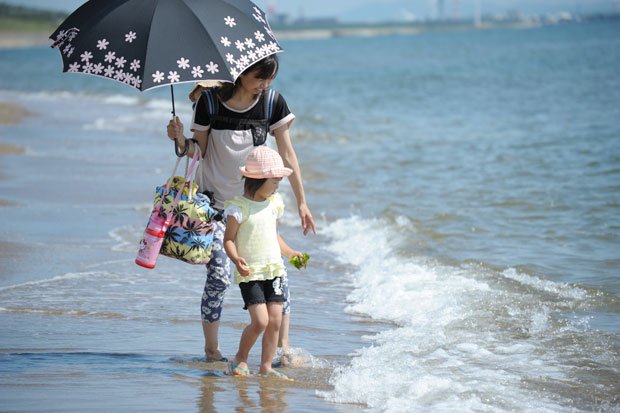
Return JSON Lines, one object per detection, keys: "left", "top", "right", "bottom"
{"left": 1, "top": 2, "right": 619, "bottom": 49}
{"left": 0, "top": 19, "right": 578, "bottom": 49}
{"left": 272, "top": 20, "right": 539, "bottom": 40}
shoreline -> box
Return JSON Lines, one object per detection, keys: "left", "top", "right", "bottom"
{"left": 0, "top": 21, "right": 541, "bottom": 49}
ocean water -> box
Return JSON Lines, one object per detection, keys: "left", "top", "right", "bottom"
{"left": 1, "top": 20, "right": 619, "bottom": 412}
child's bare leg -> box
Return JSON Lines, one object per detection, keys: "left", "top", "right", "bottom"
{"left": 260, "top": 303, "right": 284, "bottom": 374}
{"left": 233, "top": 304, "right": 268, "bottom": 373}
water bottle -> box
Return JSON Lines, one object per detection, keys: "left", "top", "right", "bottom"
{"left": 135, "top": 210, "right": 169, "bottom": 269}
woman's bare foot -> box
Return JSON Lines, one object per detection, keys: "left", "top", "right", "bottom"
{"left": 205, "top": 348, "right": 228, "bottom": 362}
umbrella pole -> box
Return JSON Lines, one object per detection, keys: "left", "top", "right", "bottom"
{"left": 170, "top": 85, "right": 187, "bottom": 157}
{"left": 170, "top": 85, "right": 176, "bottom": 117}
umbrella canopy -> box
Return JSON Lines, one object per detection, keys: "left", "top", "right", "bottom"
{"left": 49, "top": 0, "right": 283, "bottom": 92}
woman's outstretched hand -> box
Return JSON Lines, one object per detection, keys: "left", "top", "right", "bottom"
{"left": 299, "top": 204, "right": 316, "bottom": 236}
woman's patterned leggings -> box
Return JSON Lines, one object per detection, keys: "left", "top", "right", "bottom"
{"left": 200, "top": 221, "right": 290, "bottom": 323}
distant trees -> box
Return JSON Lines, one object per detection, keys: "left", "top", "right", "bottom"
{"left": 0, "top": 3, "right": 67, "bottom": 31}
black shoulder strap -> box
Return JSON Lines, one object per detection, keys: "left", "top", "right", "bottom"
{"left": 203, "top": 88, "right": 218, "bottom": 117}
{"left": 263, "top": 88, "right": 279, "bottom": 123}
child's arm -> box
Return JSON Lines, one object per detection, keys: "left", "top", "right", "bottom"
{"left": 224, "top": 216, "right": 251, "bottom": 276}
{"left": 277, "top": 233, "right": 303, "bottom": 260}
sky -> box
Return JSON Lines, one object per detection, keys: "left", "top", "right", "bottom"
{"left": 4, "top": 0, "right": 619, "bottom": 22}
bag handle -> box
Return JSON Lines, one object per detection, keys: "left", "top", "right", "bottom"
{"left": 155, "top": 143, "right": 202, "bottom": 214}
{"left": 170, "top": 146, "right": 200, "bottom": 208}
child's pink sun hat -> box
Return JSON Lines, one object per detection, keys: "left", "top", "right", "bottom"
{"left": 240, "top": 146, "right": 293, "bottom": 179}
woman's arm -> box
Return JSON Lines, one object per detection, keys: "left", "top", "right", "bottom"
{"left": 273, "top": 126, "right": 317, "bottom": 235}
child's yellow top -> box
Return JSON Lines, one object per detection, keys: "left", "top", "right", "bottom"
{"left": 224, "top": 193, "right": 287, "bottom": 284}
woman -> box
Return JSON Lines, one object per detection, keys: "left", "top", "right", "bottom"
{"left": 167, "top": 54, "right": 315, "bottom": 362}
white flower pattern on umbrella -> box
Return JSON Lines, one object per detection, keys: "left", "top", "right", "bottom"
{"left": 82, "top": 62, "right": 94, "bottom": 73}
{"left": 125, "top": 31, "right": 137, "bottom": 42}
{"left": 192, "top": 66, "right": 204, "bottom": 78}
{"left": 252, "top": 12, "right": 265, "bottom": 24}
{"left": 234, "top": 40, "right": 245, "bottom": 52}
{"left": 130, "top": 59, "right": 141, "bottom": 71}
{"left": 265, "top": 26, "right": 276, "bottom": 40}
{"left": 177, "top": 57, "right": 190, "bottom": 69}
{"left": 96, "top": 39, "right": 108, "bottom": 50}
{"left": 238, "top": 54, "right": 250, "bottom": 67}
{"left": 167, "top": 71, "right": 180, "bottom": 83}
{"left": 244, "top": 38, "right": 255, "bottom": 49}
{"left": 254, "top": 30, "right": 265, "bottom": 42}
{"left": 220, "top": 36, "right": 231, "bottom": 47}
{"left": 92, "top": 63, "right": 104, "bottom": 74}
{"left": 206, "top": 62, "right": 219, "bottom": 74}
{"left": 224, "top": 16, "right": 236, "bottom": 27}
{"left": 115, "top": 56, "right": 126, "bottom": 68}
{"left": 80, "top": 51, "right": 92, "bottom": 62}
{"left": 152, "top": 71, "right": 165, "bottom": 83}
{"left": 104, "top": 51, "right": 116, "bottom": 63}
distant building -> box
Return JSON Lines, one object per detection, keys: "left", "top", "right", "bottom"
{"left": 292, "top": 16, "right": 339, "bottom": 27}
{"left": 266, "top": 3, "right": 338, "bottom": 28}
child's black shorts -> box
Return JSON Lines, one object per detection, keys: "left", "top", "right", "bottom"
{"left": 239, "top": 277, "right": 285, "bottom": 310}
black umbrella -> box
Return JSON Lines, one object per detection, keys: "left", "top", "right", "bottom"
{"left": 50, "top": 0, "right": 282, "bottom": 116}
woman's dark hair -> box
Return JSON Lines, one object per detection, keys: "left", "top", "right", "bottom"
{"left": 244, "top": 177, "right": 267, "bottom": 198}
{"left": 218, "top": 54, "right": 279, "bottom": 101}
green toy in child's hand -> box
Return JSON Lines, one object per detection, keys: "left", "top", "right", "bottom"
{"left": 289, "top": 253, "right": 310, "bottom": 270}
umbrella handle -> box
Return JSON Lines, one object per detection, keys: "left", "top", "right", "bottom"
{"left": 174, "top": 139, "right": 188, "bottom": 157}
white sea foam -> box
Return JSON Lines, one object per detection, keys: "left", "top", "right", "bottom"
{"left": 101, "top": 95, "right": 141, "bottom": 106}
{"left": 500, "top": 267, "right": 589, "bottom": 301}
{"left": 0, "top": 271, "right": 103, "bottom": 292}
{"left": 318, "top": 216, "right": 612, "bottom": 412}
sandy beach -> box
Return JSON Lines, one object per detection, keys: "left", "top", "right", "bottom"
{"left": 0, "top": 31, "right": 50, "bottom": 49}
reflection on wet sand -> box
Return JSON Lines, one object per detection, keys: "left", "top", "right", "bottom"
{"left": 198, "top": 373, "right": 291, "bottom": 413}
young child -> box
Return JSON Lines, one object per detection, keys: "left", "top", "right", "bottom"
{"left": 224, "top": 146, "right": 304, "bottom": 380}
{"left": 188, "top": 80, "right": 222, "bottom": 104}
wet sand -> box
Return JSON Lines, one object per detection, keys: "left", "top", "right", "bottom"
{"left": 0, "top": 143, "right": 25, "bottom": 156}
{"left": 0, "top": 101, "right": 28, "bottom": 206}
{"left": 0, "top": 101, "right": 33, "bottom": 127}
